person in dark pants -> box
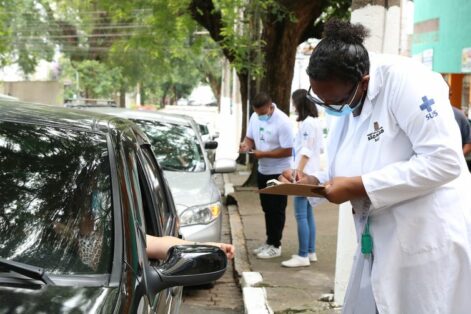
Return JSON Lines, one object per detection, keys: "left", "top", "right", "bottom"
{"left": 452, "top": 107, "right": 471, "bottom": 171}
{"left": 256, "top": 173, "right": 288, "bottom": 256}
{"left": 240, "top": 92, "right": 293, "bottom": 258}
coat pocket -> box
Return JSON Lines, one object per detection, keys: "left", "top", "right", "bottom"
{"left": 392, "top": 194, "right": 448, "bottom": 255}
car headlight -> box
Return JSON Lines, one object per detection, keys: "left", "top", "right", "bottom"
{"left": 179, "top": 202, "right": 221, "bottom": 226}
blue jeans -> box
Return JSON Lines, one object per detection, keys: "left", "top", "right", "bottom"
{"left": 294, "top": 196, "right": 316, "bottom": 257}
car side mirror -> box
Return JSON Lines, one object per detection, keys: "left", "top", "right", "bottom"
{"left": 204, "top": 141, "right": 218, "bottom": 150}
{"left": 213, "top": 158, "right": 236, "bottom": 173}
{"left": 212, "top": 132, "right": 220, "bottom": 140}
{"left": 146, "top": 245, "right": 227, "bottom": 295}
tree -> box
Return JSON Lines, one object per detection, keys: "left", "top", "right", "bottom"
{"left": 60, "top": 58, "right": 122, "bottom": 100}
{"left": 188, "top": 0, "right": 351, "bottom": 146}
{"left": 0, "top": 0, "right": 222, "bottom": 107}
{"left": 0, "top": 0, "right": 56, "bottom": 75}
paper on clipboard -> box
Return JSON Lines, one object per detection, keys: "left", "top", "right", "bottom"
{"left": 257, "top": 180, "right": 326, "bottom": 197}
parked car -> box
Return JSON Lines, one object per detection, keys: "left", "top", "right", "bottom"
{"left": 198, "top": 122, "right": 219, "bottom": 164}
{"left": 84, "top": 107, "right": 236, "bottom": 242}
{"left": 154, "top": 112, "right": 219, "bottom": 164}
{"left": 176, "top": 98, "right": 188, "bottom": 106}
{"left": 0, "top": 101, "right": 227, "bottom": 313}
{"left": 64, "top": 98, "right": 117, "bottom": 108}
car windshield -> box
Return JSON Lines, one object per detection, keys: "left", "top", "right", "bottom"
{"left": 0, "top": 121, "right": 113, "bottom": 275}
{"left": 133, "top": 119, "right": 206, "bottom": 172}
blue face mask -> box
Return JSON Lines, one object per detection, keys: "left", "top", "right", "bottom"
{"left": 257, "top": 105, "right": 273, "bottom": 121}
{"left": 258, "top": 114, "right": 271, "bottom": 122}
{"left": 325, "top": 104, "right": 356, "bottom": 116}
{"left": 324, "top": 84, "right": 363, "bottom": 117}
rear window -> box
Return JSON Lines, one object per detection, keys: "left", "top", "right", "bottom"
{"left": 132, "top": 119, "right": 206, "bottom": 172}
{"left": 0, "top": 121, "right": 113, "bottom": 275}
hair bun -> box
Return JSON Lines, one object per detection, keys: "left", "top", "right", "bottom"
{"left": 323, "top": 19, "right": 369, "bottom": 45}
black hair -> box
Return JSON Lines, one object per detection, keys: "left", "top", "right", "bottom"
{"left": 251, "top": 92, "right": 272, "bottom": 109}
{"left": 292, "top": 89, "right": 318, "bottom": 121}
{"left": 306, "top": 19, "right": 370, "bottom": 84}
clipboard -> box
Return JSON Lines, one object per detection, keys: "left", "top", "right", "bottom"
{"left": 257, "top": 182, "right": 326, "bottom": 197}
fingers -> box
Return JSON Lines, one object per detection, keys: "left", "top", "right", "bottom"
{"left": 207, "top": 242, "right": 235, "bottom": 260}
{"left": 220, "top": 243, "right": 235, "bottom": 260}
{"left": 281, "top": 169, "right": 293, "bottom": 179}
{"left": 278, "top": 175, "right": 292, "bottom": 183}
{"left": 296, "top": 171, "right": 304, "bottom": 180}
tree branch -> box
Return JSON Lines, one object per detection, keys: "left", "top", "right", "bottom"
{"left": 188, "top": 0, "right": 235, "bottom": 63}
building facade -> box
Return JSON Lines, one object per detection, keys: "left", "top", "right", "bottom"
{"left": 412, "top": 0, "right": 471, "bottom": 114}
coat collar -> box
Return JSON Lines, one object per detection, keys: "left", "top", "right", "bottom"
{"left": 366, "top": 53, "right": 383, "bottom": 103}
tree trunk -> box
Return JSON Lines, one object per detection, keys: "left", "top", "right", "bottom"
{"left": 119, "top": 84, "right": 126, "bottom": 108}
{"left": 236, "top": 71, "right": 250, "bottom": 166}
{"left": 188, "top": 0, "right": 329, "bottom": 186}
{"left": 260, "top": 2, "right": 324, "bottom": 115}
{"left": 242, "top": 2, "right": 325, "bottom": 186}
{"left": 140, "top": 83, "right": 146, "bottom": 105}
{"left": 206, "top": 72, "right": 221, "bottom": 111}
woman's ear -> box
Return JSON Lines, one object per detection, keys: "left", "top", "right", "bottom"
{"left": 361, "top": 75, "right": 370, "bottom": 91}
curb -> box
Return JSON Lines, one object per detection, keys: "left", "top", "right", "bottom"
{"left": 242, "top": 273, "right": 273, "bottom": 314}
{"left": 223, "top": 173, "right": 273, "bottom": 314}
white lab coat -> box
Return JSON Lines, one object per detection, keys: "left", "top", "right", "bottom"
{"left": 316, "top": 54, "right": 471, "bottom": 314}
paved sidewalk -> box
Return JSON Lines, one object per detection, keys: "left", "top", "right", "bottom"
{"left": 228, "top": 170, "right": 341, "bottom": 314}
{"left": 182, "top": 173, "right": 243, "bottom": 313}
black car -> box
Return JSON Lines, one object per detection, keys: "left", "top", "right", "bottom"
{"left": 0, "top": 102, "right": 227, "bottom": 313}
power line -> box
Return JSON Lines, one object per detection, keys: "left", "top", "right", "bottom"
{"left": 6, "top": 32, "right": 155, "bottom": 39}
{"left": 12, "top": 24, "right": 150, "bottom": 30}
{"left": 0, "top": 8, "right": 153, "bottom": 16}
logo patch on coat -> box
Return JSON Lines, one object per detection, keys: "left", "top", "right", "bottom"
{"left": 367, "top": 121, "right": 384, "bottom": 142}
{"left": 420, "top": 96, "right": 438, "bottom": 120}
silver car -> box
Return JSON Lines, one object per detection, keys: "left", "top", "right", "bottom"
{"left": 84, "top": 107, "right": 235, "bottom": 242}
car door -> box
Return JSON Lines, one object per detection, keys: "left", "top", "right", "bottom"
{"left": 136, "top": 145, "right": 182, "bottom": 313}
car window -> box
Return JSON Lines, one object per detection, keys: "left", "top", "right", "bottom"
{"left": 0, "top": 121, "right": 113, "bottom": 275}
{"left": 139, "top": 147, "right": 173, "bottom": 234}
{"left": 199, "top": 124, "right": 209, "bottom": 136}
{"left": 132, "top": 119, "right": 205, "bottom": 172}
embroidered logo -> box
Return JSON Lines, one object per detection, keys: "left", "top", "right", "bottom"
{"left": 259, "top": 127, "right": 265, "bottom": 142}
{"left": 420, "top": 96, "right": 438, "bottom": 120}
{"left": 367, "top": 121, "right": 384, "bottom": 142}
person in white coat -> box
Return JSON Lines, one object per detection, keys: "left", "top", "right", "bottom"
{"left": 281, "top": 89, "right": 324, "bottom": 268}
{"left": 281, "top": 20, "right": 471, "bottom": 313}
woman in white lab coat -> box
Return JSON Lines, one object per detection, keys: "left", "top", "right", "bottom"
{"left": 282, "top": 20, "right": 471, "bottom": 313}
{"left": 281, "top": 89, "right": 323, "bottom": 268}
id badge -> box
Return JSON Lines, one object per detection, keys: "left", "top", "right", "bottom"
{"left": 361, "top": 233, "right": 373, "bottom": 255}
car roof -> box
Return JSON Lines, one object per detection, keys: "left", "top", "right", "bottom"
{"left": 0, "top": 100, "right": 139, "bottom": 135}
{"left": 83, "top": 107, "right": 195, "bottom": 127}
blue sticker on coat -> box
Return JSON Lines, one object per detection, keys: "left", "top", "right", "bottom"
{"left": 420, "top": 96, "right": 438, "bottom": 120}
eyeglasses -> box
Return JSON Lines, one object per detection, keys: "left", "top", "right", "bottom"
{"left": 306, "top": 83, "right": 360, "bottom": 113}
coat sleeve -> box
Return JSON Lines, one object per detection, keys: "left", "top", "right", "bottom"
{"left": 362, "top": 65, "right": 462, "bottom": 210}
{"left": 298, "top": 120, "right": 316, "bottom": 159}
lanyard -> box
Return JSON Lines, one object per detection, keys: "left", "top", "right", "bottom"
{"left": 361, "top": 217, "right": 373, "bottom": 255}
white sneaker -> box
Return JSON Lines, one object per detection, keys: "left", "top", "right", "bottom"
{"left": 256, "top": 245, "right": 282, "bottom": 259}
{"left": 253, "top": 244, "right": 269, "bottom": 255}
{"left": 308, "top": 252, "right": 318, "bottom": 262}
{"left": 281, "top": 255, "right": 310, "bottom": 267}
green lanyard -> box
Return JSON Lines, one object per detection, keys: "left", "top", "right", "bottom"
{"left": 361, "top": 217, "right": 373, "bottom": 255}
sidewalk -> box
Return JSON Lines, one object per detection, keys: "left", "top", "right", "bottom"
{"left": 226, "top": 169, "right": 341, "bottom": 314}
